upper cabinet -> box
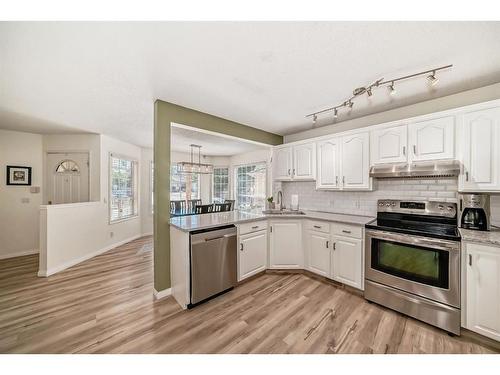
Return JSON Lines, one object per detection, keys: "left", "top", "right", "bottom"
{"left": 273, "top": 143, "right": 316, "bottom": 181}
{"left": 273, "top": 146, "right": 293, "bottom": 180}
{"left": 371, "top": 117, "right": 455, "bottom": 165}
{"left": 342, "top": 132, "right": 371, "bottom": 190}
{"left": 316, "top": 138, "right": 341, "bottom": 189}
{"left": 408, "top": 116, "right": 455, "bottom": 162}
{"left": 459, "top": 107, "right": 500, "bottom": 192}
{"left": 371, "top": 124, "right": 408, "bottom": 164}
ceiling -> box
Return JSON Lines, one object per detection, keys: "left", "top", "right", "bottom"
{"left": 1, "top": 22, "right": 500, "bottom": 148}
{"left": 171, "top": 125, "right": 269, "bottom": 156}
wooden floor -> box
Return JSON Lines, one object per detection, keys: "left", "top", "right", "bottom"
{"left": 0, "top": 236, "right": 498, "bottom": 354}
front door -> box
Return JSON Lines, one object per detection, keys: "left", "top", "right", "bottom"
{"left": 46, "top": 152, "right": 90, "bottom": 204}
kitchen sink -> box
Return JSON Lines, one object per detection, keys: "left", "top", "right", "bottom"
{"left": 262, "top": 209, "right": 306, "bottom": 215}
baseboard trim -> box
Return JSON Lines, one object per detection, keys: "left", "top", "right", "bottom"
{"left": 154, "top": 288, "right": 172, "bottom": 300}
{"left": 142, "top": 232, "right": 153, "bottom": 237}
{"left": 37, "top": 234, "right": 142, "bottom": 277}
{"left": 0, "top": 249, "right": 39, "bottom": 260}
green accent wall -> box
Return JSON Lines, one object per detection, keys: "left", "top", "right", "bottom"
{"left": 153, "top": 100, "right": 283, "bottom": 292}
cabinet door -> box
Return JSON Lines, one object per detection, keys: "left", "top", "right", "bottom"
{"left": 316, "top": 138, "right": 341, "bottom": 189}
{"left": 307, "top": 230, "right": 331, "bottom": 277}
{"left": 273, "top": 147, "right": 293, "bottom": 181}
{"left": 269, "top": 221, "right": 303, "bottom": 269}
{"left": 332, "top": 236, "right": 363, "bottom": 290}
{"left": 460, "top": 107, "right": 500, "bottom": 192}
{"left": 370, "top": 125, "right": 408, "bottom": 164}
{"left": 293, "top": 143, "right": 316, "bottom": 180}
{"left": 466, "top": 243, "right": 500, "bottom": 341}
{"left": 341, "top": 132, "right": 371, "bottom": 190}
{"left": 238, "top": 230, "right": 268, "bottom": 281}
{"left": 408, "top": 116, "right": 455, "bottom": 162}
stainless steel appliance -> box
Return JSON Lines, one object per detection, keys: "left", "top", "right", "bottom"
{"left": 189, "top": 225, "right": 237, "bottom": 308}
{"left": 365, "top": 200, "right": 461, "bottom": 335}
{"left": 459, "top": 193, "right": 490, "bottom": 231}
{"left": 369, "top": 160, "right": 460, "bottom": 179}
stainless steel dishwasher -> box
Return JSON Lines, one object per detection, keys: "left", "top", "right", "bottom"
{"left": 189, "top": 225, "right": 237, "bottom": 308}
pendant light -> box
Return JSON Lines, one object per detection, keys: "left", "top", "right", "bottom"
{"left": 176, "top": 144, "right": 214, "bottom": 174}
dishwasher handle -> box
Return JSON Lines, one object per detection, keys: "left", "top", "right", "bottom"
{"left": 204, "top": 233, "right": 236, "bottom": 242}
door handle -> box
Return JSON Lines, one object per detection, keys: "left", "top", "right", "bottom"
{"left": 402, "top": 146, "right": 406, "bottom": 156}
{"left": 465, "top": 171, "right": 469, "bottom": 182}
{"left": 240, "top": 243, "right": 244, "bottom": 251}
{"left": 288, "top": 169, "right": 291, "bottom": 176}
{"left": 413, "top": 145, "right": 417, "bottom": 154}
{"left": 342, "top": 230, "right": 351, "bottom": 234}
{"left": 333, "top": 242, "right": 336, "bottom": 250}
{"left": 468, "top": 254, "right": 472, "bottom": 266}
{"left": 313, "top": 225, "right": 321, "bottom": 229}
{"left": 326, "top": 241, "right": 329, "bottom": 248}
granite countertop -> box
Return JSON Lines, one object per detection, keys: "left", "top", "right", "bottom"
{"left": 459, "top": 227, "right": 500, "bottom": 247}
{"left": 169, "top": 209, "right": 375, "bottom": 232}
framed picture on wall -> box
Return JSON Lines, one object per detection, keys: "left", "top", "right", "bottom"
{"left": 6, "top": 165, "right": 32, "bottom": 186}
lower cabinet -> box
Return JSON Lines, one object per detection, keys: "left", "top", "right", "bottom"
{"left": 331, "top": 235, "right": 363, "bottom": 290}
{"left": 269, "top": 220, "right": 303, "bottom": 269}
{"left": 307, "top": 230, "right": 331, "bottom": 277}
{"left": 238, "top": 229, "right": 268, "bottom": 282}
{"left": 465, "top": 242, "right": 500, "bottom": 342}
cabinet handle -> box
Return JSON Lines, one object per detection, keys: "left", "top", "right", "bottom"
{"left": 335, "top": 176, "right": 338, "bottom": 185}
{"left": 333, "top": 242, "right": 336, "bottom": 251}
{"left": 240, "top": 243, "right": 244, "bottom": 251}
{"left": 402, "top": 146, "right": 406, "bottom": 156}
{"left": 251, "top": 226, "right": 259, "bottom": 229}
{"left": 326, "top": 241, "right": 329, "bottom": 249}
{"left": 270, "top": 226, "right": 273, "bottom": 233}
{"left": 313, "top": 225, "right": 321, "bottom": 229}
{"left": 469, "top": 254, "right": 472, "bottom": 266}
{"left": 342, "top": 176, "right": 345, "bottom": 185}
{"left": 288, "top": 169, "right": 291, "bottom": 176}
{"left": 342, "top": 230, "right": 351, "bottom": 234}
{"left": 293, "top": 168, "right": 295, "bottom": 176}
{"left": 413, "top": 145, "right": 417, "bottom": 154}
{"left": 465, "top": 171, "right": 469, "bottom": 182}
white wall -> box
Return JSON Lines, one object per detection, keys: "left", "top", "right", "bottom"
{"left": 43, "top": 134, "right": 101, "bottom": 202}
{"left": 0, "top": 129, "right": 43, "bottom": 259}
{"left": 141, "top": 147, "right": 153, "bottom": 235}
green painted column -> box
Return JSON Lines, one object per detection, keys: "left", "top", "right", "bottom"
{"left": 153, "top": 100, "right": 282, "bottom": 292}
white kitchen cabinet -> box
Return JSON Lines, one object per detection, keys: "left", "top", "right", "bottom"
{"left": 307, "top": 230, "right": 331, "bottom": 277}
{"left": 293, "top": 143, "right": 316, "bottom": 180}
{"left": 273, "top": 146, "right": 293, "bottom": 181}
{"left": 370, "top": 124, "right": 408, "bottom": 165}
{"left": 341, "top": 132, "right": 371, "bottom": 190}
{"left": 465, "top": 242, "right": 500, "bottom": 342}
{"left": 238, "top": 229, "right": 268, "bottom": 282}
{"left": 408, "top": 116, "right": 455, "bottom": 162}
{"left": 269, "top": 220, "right": 303, "bottom": 269}
{"left": 331, "top": 235, "right": 363, "bottom": 290}
{"left": 459, "top": 107, "right": 500, "bottom": 192}
{"left": 316, "top": 137, "right": 341, "bottom": 189}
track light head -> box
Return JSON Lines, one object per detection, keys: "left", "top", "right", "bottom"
{"left": 348, "top": 100, "right": 354, "bottom": 109}
{"left": 367, "top": 88, "right": 373, "bottom": 97}
{"left": 427, "top": 71, "right": 439, "bottom": 86}
{"left": 388, "top": 82, "right": 396, "bottom": 95}
{"left": 312, "top": 114, "right": 317, "bottom": 125}
{"left": 333, "top": 108, "right": 338, "bottom": 119}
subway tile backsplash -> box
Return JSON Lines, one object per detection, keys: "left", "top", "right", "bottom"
{"left": 277, "top": 178, "right": 459, "bottom": 217}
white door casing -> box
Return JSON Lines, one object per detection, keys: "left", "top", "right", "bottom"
{"left": 46, "top": 152, "right": 90, "bottom": 204}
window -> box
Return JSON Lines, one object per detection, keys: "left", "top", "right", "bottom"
{"left": 55, "top": 160, "right": 80, "bottom": 173}
{"left": 109, "top": 155, "right": 138, "bottom": 222}
{"left": 170, "top": 165, "right": 200, "bottom": 201}
{"left": 235, "top": 162, "right": 266, "bottom": 211}
{"left": 212, "top": 167, "right": 229, "bottom": 203}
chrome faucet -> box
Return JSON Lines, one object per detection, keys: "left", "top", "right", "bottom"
{"left": 277, "top": 190, "right": 284, "bottom": 211}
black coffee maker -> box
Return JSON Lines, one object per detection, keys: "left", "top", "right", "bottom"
{"left": 459, "top": 194, "right": 490, "bottom": 231}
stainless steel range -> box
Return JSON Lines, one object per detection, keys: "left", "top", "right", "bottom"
{"left": 364, "top": 200, "right": 461, "bottom": 335}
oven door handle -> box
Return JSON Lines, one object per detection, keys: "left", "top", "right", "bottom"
{"left": 365, "top": 229, "right": 460, "bottom": 252}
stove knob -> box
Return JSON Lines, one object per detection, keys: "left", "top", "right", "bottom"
{"left": 447, "top": 206, "right": 453, "bottom": 211}
{"left": 438, "top": 204, "right": 444, "bottom": 210}
{"left": 385, "top": 203, "right": 391, "bottom": 207}
{"left": 391, "top": 202, "right": 396, "bottom": 207}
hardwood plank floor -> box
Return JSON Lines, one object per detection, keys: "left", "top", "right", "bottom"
{"left": 0, "top": 236, "right": 498, "bottom": 354}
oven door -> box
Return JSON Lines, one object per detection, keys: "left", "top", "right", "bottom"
{"left": 365, "top": 229, "right": 460, "bottom": 308}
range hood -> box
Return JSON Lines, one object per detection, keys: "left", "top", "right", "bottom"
{"left": 369, "top": 160, "right": 461, "bottom": 179}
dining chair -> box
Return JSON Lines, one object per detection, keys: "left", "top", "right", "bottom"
{"left": 214, "top": 202, "right": 232, "bottom": 212}
{"left": 187, "top": 199, "right": 202, "bottom": 213}
{"left": 194, "top": 204, "right": 214, "bottom": 214}
{"left": 171, "top": 200, "right": 186, "bottom": 214}
{"left": 223, "top": 199, "right": 235, "bottom": 211}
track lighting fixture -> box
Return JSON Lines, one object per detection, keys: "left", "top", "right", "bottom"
{"left": 306, "top": 64, "right": 452, "bottom": 124}
{"left": 388, "top": 82, "right": 396, "bottom": 95}
{"left": 427, "top": 71, "right": 439, "bottom": 86}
